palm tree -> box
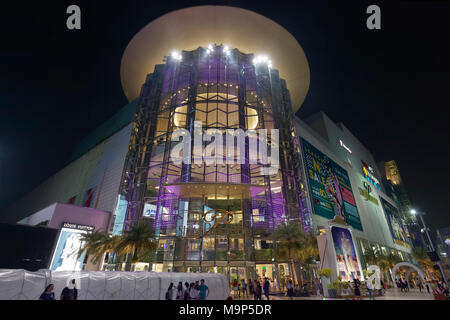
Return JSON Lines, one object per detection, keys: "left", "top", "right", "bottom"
{"left": 361, "top": 246, "right": 395, "bottom": 283}
{"left": 377, "top": 257, "right": 391, "bottom": 283}
{"left": 411, "top": 247, "right": 436, "bottom": 280}
{"left": 362, "top": 246, "right": 379, "bottom": 267}
{"left": 273, "top": 222, "right": 309, "bottom": 286}
{"left": 379, "top": 252, "right": 402, "bottom": 283}
{"left": 78, "top": 230, "right": 119, "bottom": 265}
{"left": 115, "top": 219, "right": 157, "bottom": 271}
{"left": 294, "top": 231, "right": 319, "bottom": 286}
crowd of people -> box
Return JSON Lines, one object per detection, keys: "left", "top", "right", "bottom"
{"left": 39, "top": 278, "right": 212, "bottom": 300}
{"left": 229, "top": 277, "right": 303, "bottom": 300}
{"left": 434, "top": 280, "right": 450, "bottom": 297}
{"left": 230, "top": 277, "right": 272, "bottom": 300}
{"left": 165, "top": 279, "right": 210, "bottom": 300}
{"left": 38, "top": 274, "right": 450, "bottom": 301}
{"left": 396, "top": 277, "right": 449, "bottom": 298}
{"left": 350, "top": 278, "right": 383, "bottom": 300}
{"left": 396, "top": 278, "right": 413, "bottom": 292}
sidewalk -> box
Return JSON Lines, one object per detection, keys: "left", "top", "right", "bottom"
{"left": 230, "top": 288, "right": 434, "bottom": 300}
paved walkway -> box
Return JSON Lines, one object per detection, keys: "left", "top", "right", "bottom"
{"left": 231, "top": 289, "right": 435, "bottom": 300}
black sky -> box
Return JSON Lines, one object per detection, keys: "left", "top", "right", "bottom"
{"left": 1, "top": 1, "right": 449, "bottom": 234}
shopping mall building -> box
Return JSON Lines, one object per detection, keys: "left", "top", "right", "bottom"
{"left": 2, "top": 6, "right": 415, "bottom": 284}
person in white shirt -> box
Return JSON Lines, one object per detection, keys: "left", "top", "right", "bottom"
{"left": 166, "top": 283, "right": 176, "bottom": 300}
{"left": 176, "top": 282, "right": 184, "bottom": 300}
{"left": 189, "top": 282, "right": 199, "bottom": 300}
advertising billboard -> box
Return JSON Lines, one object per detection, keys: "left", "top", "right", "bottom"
{"left": 331, "top": 225, "right": 362, "bottom": 281}
{"left": 380, "top": 197, "right": 410, "bottom": 248}
{"left": 143, "top": 203, "right": 157, "bottom": 218}
{"left": 49, "top": 224, "right": 91, "bottom": 271}
{"left": 300, "top": 138, "right": 362, "bottom": 230}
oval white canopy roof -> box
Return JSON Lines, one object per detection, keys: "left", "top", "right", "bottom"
{"left": 120, "top": 5, "right": 310, "bottom": 112}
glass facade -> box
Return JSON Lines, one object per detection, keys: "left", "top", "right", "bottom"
{"left": 117, "top": 45, "right": 311, "bottom": 283}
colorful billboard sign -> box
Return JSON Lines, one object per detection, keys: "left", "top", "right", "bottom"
{"left": 331, "top": 226, "right": 362, "bottom": 281}
{"left": 380, "top": 197, "right": 410, "bottom": 248}
{"left": 361, "top": 160, "right": 381, "bottom": 190}
{"left": 300, "top": 138, "right": 363, "bottom": 230}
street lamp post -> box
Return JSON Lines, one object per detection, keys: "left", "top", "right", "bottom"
{"left": 410, "top": 209, "right": 448, "bottom": 285}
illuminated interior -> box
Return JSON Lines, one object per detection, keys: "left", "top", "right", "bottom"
{"left": 116, "top": 45, "right": 309, "bottom": 285}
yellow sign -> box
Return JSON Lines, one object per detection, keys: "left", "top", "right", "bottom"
{"left": 358, "top": 187, "right": 379, "bottom": 205}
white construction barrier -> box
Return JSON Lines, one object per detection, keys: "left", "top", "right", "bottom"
{"left": 0, "top": 269, "right": 230, "bottom": 300}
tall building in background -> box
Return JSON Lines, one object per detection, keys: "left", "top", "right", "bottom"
{"left": 383, "top": 160, "right": 411, "bottom": 218}
{"left": 378, "top": 160, "right": 425, "bottom": 249}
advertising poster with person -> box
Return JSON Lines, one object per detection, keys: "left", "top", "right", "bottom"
{"left": 331, "top": 226, "right": 362, "bottom": 282}
{"left": 380, "top": 197, "right": 410, "bottom": 248}
{"left": 301, "top": 138, "right": 363, "bottom": 230}
{"left": 50, "top": 227, "right": 87, "bottom": 271}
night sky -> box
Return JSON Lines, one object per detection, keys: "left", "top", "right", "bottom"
{"left": 1, "top": 1, "right": 449, "bottom": 234}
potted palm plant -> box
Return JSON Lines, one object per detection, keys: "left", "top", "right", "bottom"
{"left": 318, "top": 268, "right": 332, "bottom": 297}
{"left": 327, "top": 282, "right": 339, "bottom": 298}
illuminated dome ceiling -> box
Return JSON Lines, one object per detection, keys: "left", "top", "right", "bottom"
{"left": 120, "top": 5, "right": 310, "bottom": 112}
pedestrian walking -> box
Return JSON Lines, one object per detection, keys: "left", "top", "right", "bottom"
{"left": 241, "top": 279, "right": 248, "bottom": 298}
{"left": 379, "top": 279, "right": 385, "bottom": 296}
{"left": 39, "top": 284, "right": 55, "bottom": 300}
{"left": 165, "top": 282, "right": 176, "bottom": 300}
{"left": 398, "top": 278, "right": 405, "bottom": 292}
{"left": 418, "top": 281, "right": 423, "bottom": 293}
{"left": 366, "top": 280, "right": 374, "bottom": 300}
{"left": 198, "top": 279, "right": 210, "bottom": 300}
{"left": 184, "top": 282, "right": 190, "bottom": 300}
{"left": 248, "top": 279, "right": 254, "bottom": 295}
{"left": 189, "top": 282, "right": 200, "bottom": 300}
{"left": 437, "top": 280, "right": 449, "bottom": 296}
{"left": 263, "top": 277, "right": 270, "bottom": 300}
{"left": 286, "top": 279, "right": 294, "bottom": 299}
{"left": 237, "top": 281, "right": 241, "bottom": 297}
{"left": 176, "top": 282, "right": 184, "bottom": 300}
{"left": 426, "top": 282, "right": 430, "bottom": 294}
{"left": 353, "top": 278, "right": 361, "bottom": 300}
{"left": 60, "top": 279, "right": 78, "bottom": 300}
{"left": 232, "top": 279, "right": 239, "bottom": 297}
{"left": 254, "top": 280, "right": 262, "bottom": 300}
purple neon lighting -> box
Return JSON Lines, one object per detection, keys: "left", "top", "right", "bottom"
{"left": 128, "top": 47, "right": 308, "bottom": 238}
